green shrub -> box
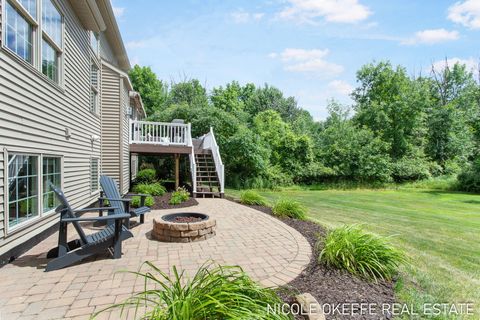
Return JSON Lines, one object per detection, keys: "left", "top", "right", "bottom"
{"left": 318, "top": 224, "right": 406, "bottom": 282}
{"left": 391, "top": 157, "right": 431, "bottom": 182}
{"left": 169, "top": 187, "right": 190, "bottom": 205}
{"left": 131, "top": 195, "right": 154, "bottom": 208}
{"left": 133, "top": 182, "right": 166, "bottom": 196}
{"left": 239, "top": 190, "right": 269, "bottom": 206}
{"left": 95, "top": 262, "right": 291, "bottom": 320}
{"left": 272, "top": 199, "right": 307, "bottom": 219}
{"left": 136, "top": 169, "right": 156, "bottom": 183}
{"left": 457, "top": 160, "right": 480, "bottom": 193}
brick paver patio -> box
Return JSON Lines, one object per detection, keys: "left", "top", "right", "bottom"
{"left": 0, "top": 199, "right": 311, "bottom": 320}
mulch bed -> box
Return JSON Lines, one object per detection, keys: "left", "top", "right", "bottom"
{"left": 151, "top": 192, "right": 199, "bottom": 210}
{"left": 229, "top": 199, "right": 396, "bottom": 320}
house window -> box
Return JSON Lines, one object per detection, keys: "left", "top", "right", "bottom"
{"left": 3, "top": 0, "right": 64, "bottom": 85}
{"left": 41, "top": 39, "right": 58, "bottom": 82}
{"left": 90, "top": 62, "right": 99, "bottom": 113}
{"left": 90, "top": 158, "right": 99, "bottom": 192}
{"left": 42, "top": 157, "right": 61, "bottom": 213}
{"left": 5, "top": 1, "right": 34, "bottom": 63}
{"left": 42, "top": 0, "right": 62, "bottom": 46}
{"left": 41, "top": 0, "right": 62, "bottom": 83}
{"left": 18, "top": 0, "right": 37, "bottom": 17}
{"left": 90, "top": 31, "right": 99, "bottom": 55}
{"left": 7, "top": 155, "right": 39, "bottom": 228}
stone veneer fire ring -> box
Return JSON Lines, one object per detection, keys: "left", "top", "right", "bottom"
{"left": 152, "top": 213, "right": 216, "bottom": 243}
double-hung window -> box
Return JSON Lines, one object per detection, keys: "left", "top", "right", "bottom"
{"left": 5, "top": 0, "right": 35, "bottom": 63}
{"left": 3, "top": 0, "right": 63, "bottom": 85}
{"left": 41, "top": 0, "right": 62, "bottom": 83}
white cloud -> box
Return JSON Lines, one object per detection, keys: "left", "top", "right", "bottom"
{"left": 112, "top": 3, "right": 125, "bottom": 19}
{"left": 269, "top": 48, "right": 344, "bottom": 76}
{"left": 328, "top": 80, "right": 354, "bottom": 95}
{"left": 448, "top": 0, "right": 480, "bottom": 29}
{"left": 402, "top": 29, "right": 459, "bottom": 45}
{"left": 431, "top": 57, "right": 478, "bottom": 72}
{"left": 230, "top": 10, "right": 265, "bottom": 24}
{"left": 278, "top": 0, "right": 371, "bottom": 24}
{"left": 126, "top": 40, "right": 149, "bottom": 49}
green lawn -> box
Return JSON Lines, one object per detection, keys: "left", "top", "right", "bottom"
{"left": 228, "top": 187, "right": 480, "bottom": 319}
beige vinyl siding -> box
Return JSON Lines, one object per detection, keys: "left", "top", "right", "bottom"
{"left": 99, "top": 32, "right": 118, "bottom": 66}
{"left": 100, "top": 64, "right": 121, "bottom": 184}
{"left": 0, "top": 151, "right": 4, "bottom": 239}
{"left": 121, "top": 80, "right": 130, "bottom": 194}
{"left": 0, "top": 0, "right": 101, "bottom": 253}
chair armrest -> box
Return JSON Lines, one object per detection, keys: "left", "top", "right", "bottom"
{"left": 128, "top": 193, "right": 149, "bottom": 197}
{"left": 98, "top": 197, "right": 132, "bottom": 202}
{"left": 62, "top": 213, "right": 131, "bottom": 223}
{"left": 73, "top": 207, "right": 119, "bottom": 213}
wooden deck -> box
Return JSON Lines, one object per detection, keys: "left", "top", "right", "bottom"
{"left": 129, "top": 120, "right": 224, "bottom": 195}
{"left": 129, "top": 143, "right": 192, "bottom": 155}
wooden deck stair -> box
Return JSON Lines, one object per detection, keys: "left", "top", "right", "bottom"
{"left": 129, "top": 121, "right": 224, "bottom": 197}
{"left": 194, "top": 153, "right": 222, "bottom": 198}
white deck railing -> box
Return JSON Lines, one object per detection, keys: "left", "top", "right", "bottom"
{"left": 201, "top": 127, "right": 225, "bottom": 194}
{"left": 129, "top": 120, "right": 192, "bottom": 146}
{"left": 187, "top": 123, "right": 197, "bottom": 193}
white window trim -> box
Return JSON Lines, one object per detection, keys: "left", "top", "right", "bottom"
{"left": 3, "top": 149, "right": 64, "bottom": 236}
{"left": 1, "top": 0, "right": 65, "bottom": 88}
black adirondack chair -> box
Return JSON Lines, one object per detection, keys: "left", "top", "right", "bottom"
{"left": 99, "top": 175, "right": 151, "bottom": 226}
{"left": 45, "top": 183, "right": 133, "bottom": 272}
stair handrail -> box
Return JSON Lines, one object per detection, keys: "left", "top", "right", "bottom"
{"left": 187, "top": 123, "right": 197, "bottom": 193}
{"left": 206, "top": 127, "right": 224, "bottom": 194}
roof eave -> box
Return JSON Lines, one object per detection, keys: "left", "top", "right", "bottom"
{"left": 68, "top": 0, "right": 106, "bottom": 32}
{"left": 96, "top": 0, "right": 131, "bottom": 71}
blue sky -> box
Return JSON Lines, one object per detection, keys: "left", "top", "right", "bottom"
{"left": 112, "top": 0, "right": 479, "bottom": 120}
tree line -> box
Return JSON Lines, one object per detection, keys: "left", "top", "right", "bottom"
{"left": 129, "top": 60, "right": 480, "bottom": 190}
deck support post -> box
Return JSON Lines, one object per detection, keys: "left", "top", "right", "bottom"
{"left": 175, "top": 154, "right": 180, "bottom": 189}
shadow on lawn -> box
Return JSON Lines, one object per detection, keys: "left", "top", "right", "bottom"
{"left": 419, "top": 189, "right": 479, "bottom": 197}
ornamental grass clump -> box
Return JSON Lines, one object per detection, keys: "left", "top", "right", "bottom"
{"left": 133, "top": 182, "right": 166, "bottom": 196}
{"left": 318, "top": 224, "right": 407, "bottom": 282}
{"left": 94, "top": 262, "right": 291, "bottom": 320}
{"left": 239, "top": 190, "right": 269, "bottom": 206}
{"left": 272, "top": 199, "right": 307, "bottom": 220}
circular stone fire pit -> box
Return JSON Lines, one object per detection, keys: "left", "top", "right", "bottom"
{"left": 152, "top": 213, "right": 216, "bottom": 243}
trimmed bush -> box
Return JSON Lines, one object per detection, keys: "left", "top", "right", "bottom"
{"left": 239, "top": 190, "right": 268, "bottom": 206}
{"left": 131, "top": 195, "right": 154, "bottom": 208}
{"left": 133, "top": 182, "right": 166, "bottom": 196}
{"left": 95, "top": 262, "right": 291, "bottom": 320}
{"left": 169, "top": 187, "right": 190, "bottom": 205}
{"left": 272, "top": 199, "right": 307, "bottom": 219}
{"left": 318, "top": 224, "right": 406, "bottom": 281}
{"left": 136, "top": 169, "right": 156, "bottom": 183}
